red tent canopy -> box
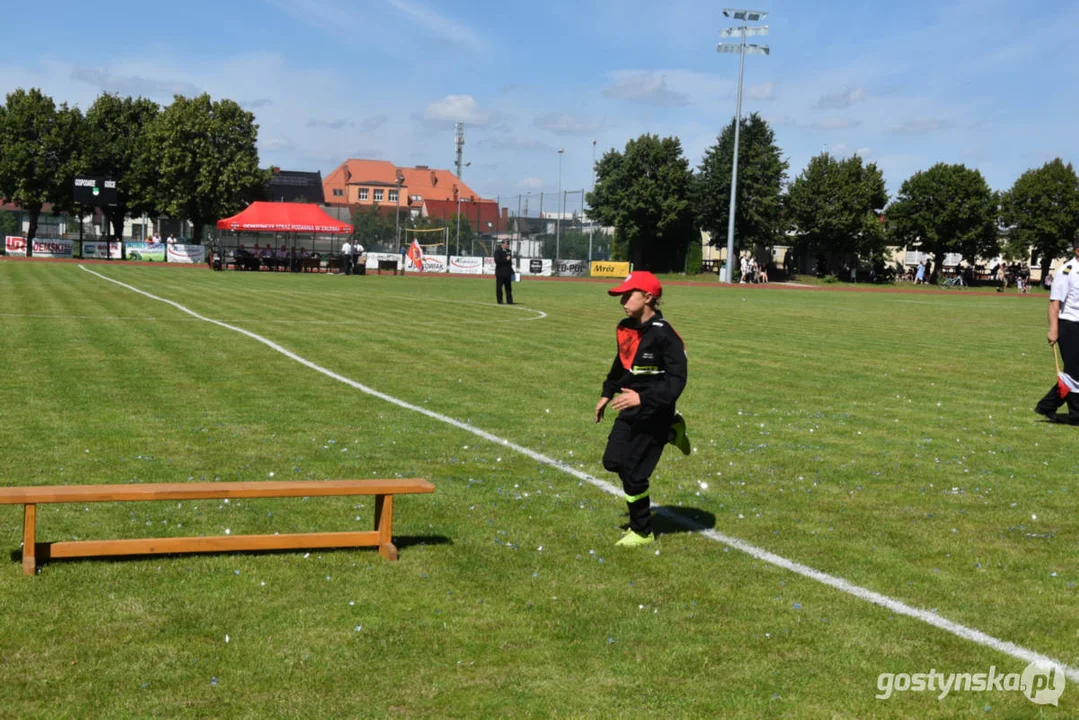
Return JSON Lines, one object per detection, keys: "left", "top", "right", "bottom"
{"left": 217, "top": 202, "right": 353, "bottom": 234}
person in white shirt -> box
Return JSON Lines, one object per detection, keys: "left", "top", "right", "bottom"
{"left": 1035, "top": 238, "right": 1079, "bottom": 423}
{"left": 354, "top": 244, "right": 367, "bottom": 275}
{"left": 340, "top": 240, "right": 352, "bottom": 275}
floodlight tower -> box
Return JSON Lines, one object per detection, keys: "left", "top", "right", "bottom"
{"left": 717, "top": 9, "right": 769, "bottom": 283}
{"left": 454, "top": 123, "right": 465, "bottom": 266}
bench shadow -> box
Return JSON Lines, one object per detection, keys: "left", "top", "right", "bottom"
{"left": 651, "top": 506, "right": 716, "bottom": 537}
{"left": 9, "top": 534, "right": 452, "bottom": 568}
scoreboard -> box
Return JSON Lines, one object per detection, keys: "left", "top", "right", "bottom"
{"left": 73, "top": 176, "right": 118, "bottom": 206}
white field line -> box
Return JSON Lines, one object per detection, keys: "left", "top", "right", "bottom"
{"left": 79, "top": 264, "right": 1078, "bottom": 682}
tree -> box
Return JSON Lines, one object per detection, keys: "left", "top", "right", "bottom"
{"left": 146, "top": 93, "right": 267, "bottom": 242}
{"left": 586, "top": 134, "right": 696, "bottom": 272}
{"left": 1001, "top": 158, "right": 1079, "bottom": 279}
{"left": 785, "top": 152, "right": 888, "bottom": 273}
{"left": 84, "top": 93, "right": 161, "bottom": 239}
{"left": 0, "top": 88, "right": 85, "bottom": 248}
{"left": 887, "top": 163, "right": 999, "bottom": 280}
{"left": 696, "top": 112, "right": 788, "bottom": 255}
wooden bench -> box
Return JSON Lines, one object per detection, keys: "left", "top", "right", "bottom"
{"left": 0, "top": 478, "right": 435, "bottom": 575}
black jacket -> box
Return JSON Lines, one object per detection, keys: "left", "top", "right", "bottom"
{"left": 602, "top": 311, "right": 687, "bottom": 425}
{"left": 494, "top": 246, "right": 514, "bottom": 277}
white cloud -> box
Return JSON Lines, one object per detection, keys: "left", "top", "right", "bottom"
{"left": 603, "top": 72, "right": 689, "bottom": 107}
{"left": 887, "top": 118, "right": 949, "bottom": 135}
{"left": 809, "top": 118, "right": 861, "bottom": 131}
{"left": 816, "top": 87, "right": 867, "bottom": 109}
{"left": 534, "top": 112, "right": 604, "bottom": 136}
{"left": 386, "top": 0, "right": 488, "bottom": 54}
{"left": 421, "top": 95, "right": 492, "bottom": 126}
{"left": 69, "top": 66, "right": 201, "bottom": 99}
{"left": 521, "top": 177, "right": 545, "bottom": 190}
{"left": 747, "top": 82, "right": 775, "bottom": 101}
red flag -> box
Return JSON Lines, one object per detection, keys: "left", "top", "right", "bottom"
{"left": 1058, "top": 372, "right": 1078, "bottom": 399}
{"left": 407, "top": 239, "right": 424, "bottom": 270}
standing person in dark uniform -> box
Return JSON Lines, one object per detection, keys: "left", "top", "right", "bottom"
{"left": 1036, "top": 239, "right": 1079, "bottom": 423}
{"left": 494, "top": 238, "right": 515, "bottom": 304}
{"left": 594, "top": 271, "right": 690, "bottom": 547}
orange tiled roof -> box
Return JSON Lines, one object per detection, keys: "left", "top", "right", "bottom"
{"left": 323, "top": 159, "right": 482, "bottom": 207}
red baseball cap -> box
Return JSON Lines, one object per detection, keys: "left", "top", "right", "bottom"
{"left": 608, "top": 270, "right": 662, "bottom": 298}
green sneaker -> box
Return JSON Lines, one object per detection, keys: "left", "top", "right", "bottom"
{"left": 615, "top": 529, "right": 655, "bottom": 547}
{"left": 669, "top": 412, "right": 691, "bottom": 455}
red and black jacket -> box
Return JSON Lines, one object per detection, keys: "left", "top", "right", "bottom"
{"left": 602, "top": 311, "right": 687, "bottom": 425}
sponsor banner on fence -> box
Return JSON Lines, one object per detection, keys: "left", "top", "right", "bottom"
{"left": 81, "top": 241, "right": 123, "bottom": 259}
{"left": 5, "top": 236, "right": 27, "bottom": 256}
{"left": 167, "top": 244, "right": 206, "bottom": 264}
{"left": 591, "top": 260, "right": 631, "bottom": 278}
{"left": 364, "top": 252, "right": 399, "bottom": 270}
{"left": 557, "top": 259, "right": 588, "bottom": 277}
{"left": 410, "top": 255, "right": 447, "bottom": 273}
{"left": 125, "top": 242, "right": 166, "bottom": 262}
{"left": 519, "top": 258, "right": 553, "bottom": 277}
{"left": 449, "top": 256, "right": 484, "bottom": 275}
{"left": 32, "top": 238, "right": 75, "bottom": 258}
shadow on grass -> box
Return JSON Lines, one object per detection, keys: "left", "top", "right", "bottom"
{"left": 9, "top": 534, "right": 452, "bottom": 569}
{"left": 652, "top": 506, "right": 716, "bottom": 537}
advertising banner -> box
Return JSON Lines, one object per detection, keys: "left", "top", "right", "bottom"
{"left": 483, "top": 257, "right": 496, "bottom": 275}
{"left": 411, "top": 255, "right": 447, "bottom": 273}
{"left": 31, "top": 238, "right": 75, "bottom": 258}
{"left": 81, "top": 241, "right": 123, "bottom": 259}
{"left": 556, "top": 260, "right": 588, "bottom": 277}
{"left": 364, "top": 252, "right": 399, "bottom": 271}
{"left": 125, "top": 242, "right": 166, "bottom": 262}
{"left": 519, "top": 258, "right": 553, "bottom": 277}
{"left": 591, "top": 260, "right": 631, "bottom": 278}
{"left": 449, "top": 256, "right": 484, "bottom": 275}
{"left": 5, "top": 236, "right": 27, "bottom": 256}
{"left": 167, "top": 244, "right": 206, "bottom": 264}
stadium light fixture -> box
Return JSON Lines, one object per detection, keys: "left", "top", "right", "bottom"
{"left": 717, "top": 8, "right": 771, "bottom": 283}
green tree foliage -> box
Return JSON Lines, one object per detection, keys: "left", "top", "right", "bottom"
{"left": 0, "top": 88, "right": 85, "bottom": 247}
{"left": 785, "top": 153, "right": 888, "bottom": 272}
{"left": 696, "top": 112, "right": 788, "bottom": 253}
{"left": 1000, "top": 158, "right": 1079, "bottom": 277}
{"left": 146, "top": 93, "right": 267, "bottom": 242}
{"left": 586, "top": 134, "right": 696, "bottom": 272}
{"left": 85, "top": 93, "right": 161, "bottom": 239}
{"left": 887, "top": 163, "right": 999, "bottom": 279}
{"left": 351, "top": 204, "right": 393, "bottom": 249}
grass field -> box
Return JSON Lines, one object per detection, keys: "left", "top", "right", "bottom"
{"left": 0, "top": 259, "right": 1075, "bottom": 718}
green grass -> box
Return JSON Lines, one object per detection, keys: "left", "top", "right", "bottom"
{"left": 0, "top": 260, "right": 1074, "bottom": 718}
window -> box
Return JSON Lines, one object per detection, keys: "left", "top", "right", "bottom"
{"left": 333, "top": 188, "right": 343, "bottom": 197}
{"left": 388, "top": 190, "right": 399, "bottom": 203}
{"left": 374, "top": 189, "right": 384, "bottom": 201}
{"left": 358, "top": 188, "right": 368, "bottom": 201}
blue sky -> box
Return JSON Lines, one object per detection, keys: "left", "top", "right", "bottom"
{"left": 2, "top": 0, "right": 1077, "bottom": 200}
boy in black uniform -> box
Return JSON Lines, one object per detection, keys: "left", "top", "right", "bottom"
{"left": 594, "top": 271, "right": 690, "bottom": 547}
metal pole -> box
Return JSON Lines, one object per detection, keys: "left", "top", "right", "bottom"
{"left": 589, "top": 138, "right": 596, "bottom": 264}
{"left": 724, "top": 22, "right": 747, "bottom": 284}
{"left": 395, "top": 181, "right": 401, "bottom": 253}
{"left": 556, "top": 148, "right": 564, "bottom": 274}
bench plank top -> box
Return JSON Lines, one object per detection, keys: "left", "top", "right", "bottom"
{"left": 0, "top": 479, "right": 434, "bottom": 505}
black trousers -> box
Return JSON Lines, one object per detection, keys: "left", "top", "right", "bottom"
{"left": 603, "top": 413, "right": 669, "bottom": 534}
{"left": 496, "top": 274, "right": 514, "bottom": 304}
{"left": 341, "top": 255, "right": 352, "bottom": 275}
{"left": 1036, "top": 319, "right": 1079, "bottom": 421}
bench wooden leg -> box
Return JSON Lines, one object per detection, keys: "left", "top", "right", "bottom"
{"left": 22, "top": 504, "right": 36, "bottom": 575}
{"left": 374, "top": 494, "right": 397, "bottom": 561}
